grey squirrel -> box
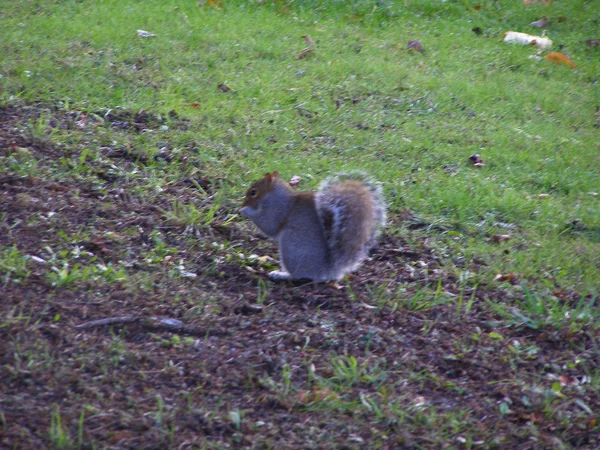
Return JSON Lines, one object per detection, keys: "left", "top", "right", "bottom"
{"left": 240, "top": 171, "right": 386, "bottom": 281}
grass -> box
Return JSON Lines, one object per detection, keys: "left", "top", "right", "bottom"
{"left": 1, "top": 0, "right": 599, "bottom": 448}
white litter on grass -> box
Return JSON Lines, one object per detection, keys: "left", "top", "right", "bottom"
{"left": 504, "top": 31, "right": 552, "bottom": 49}
{"left": 137, "top": 29, "right": 156, "bottom": 38}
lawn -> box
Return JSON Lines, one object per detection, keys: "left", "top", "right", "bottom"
{"left": 1, "top": 0, "right": 599, "bottom": 448}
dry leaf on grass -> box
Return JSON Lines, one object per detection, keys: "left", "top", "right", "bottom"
{"left": 586, "top": 39, "right": 600, "bottom": 48}
{"left": 546, "top": 52, "right": 576, "bottom": 69}
{"left": 491, "top": 234, "right": 511, "bottom": 243}
{"left": 407, "top": 40, "right": 424, "bottom": 52}
{"left": 301, "top": 34, "right": 316, "bottom": 46}
{"left": 494, "top": 273, "right": 517, "bottom": 283}
{"left": 295, "top": 48, "right": 314, "bottom": 60}
{"left": 202, "top": 0, "right": 223, "bottom": 7}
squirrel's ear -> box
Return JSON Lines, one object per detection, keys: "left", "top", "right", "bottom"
{"left": 264, "top": 172, "right": 273, "bottom": 181}
{"left": 272, "top": 170, "right": 279, "bottom": 178}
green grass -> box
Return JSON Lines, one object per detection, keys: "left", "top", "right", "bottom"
{"left": 3, "top": 0, "right": 598, "bottom": 293}
{"left": 1, "top": 0, "right": 599, "bottom": 448}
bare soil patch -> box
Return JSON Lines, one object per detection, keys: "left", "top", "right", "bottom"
{"left": 1, "top": 104, "right": 598, "bottom": 449}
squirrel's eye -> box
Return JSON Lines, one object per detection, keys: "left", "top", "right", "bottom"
{"left": 250, "top": 189, "right": 257, "bottom": 197}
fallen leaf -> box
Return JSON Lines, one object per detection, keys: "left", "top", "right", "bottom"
{"left": 585, "top": 39, "right": 600, "bottom": 48}
{"left": 530, "top": 412, "right": 544, "bottom": 424}
{"left": 136, "top": 29, "right": 156, "bottom": 38}
{"left": 190, "top": 103, "right": 200, "bottom": 108}
{"left": 492, "top": 234, "right": 511, "bottom": 243}
{"left": 559, "top": 375, "right": 577, "bottom": 386}
{"left": 295, "top": 47, "right": 314, "bottom": 60}
{"left": 206, "top": 0, "right": 223, "bottom": 7}
{"left": 494, "top": 273, "right": 517, "bottom": 283}
{"left": 276, "top": 4, "right": 291, "bottom": 15}
{"left": 546, "top": 52, "right": 576, "bottom": 69}
{"left": 301, "top": 34, "right": 316, "bottom": 47}
{"left": 473, "top": 5, "right": 481, "bottom": 10}
{"left": 529, "top": 18, "right": 551, "bottom": 28}
{"left": 407, "top": 40, "right": 424, "bottom": 52}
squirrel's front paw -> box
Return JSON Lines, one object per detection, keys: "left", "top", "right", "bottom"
{"left": 268, "top": 270, "right": 292, "bottom": 281}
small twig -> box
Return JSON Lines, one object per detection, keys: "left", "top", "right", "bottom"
{"left": 75, "top": 316, "right": 230, "bottom": 337}
{"left": 76, "top": 316, "right": 139, "bottom": 328}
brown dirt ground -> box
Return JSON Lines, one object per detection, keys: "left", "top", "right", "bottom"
{"left": 1, "top": 104, "right": 599, "bottom": 449}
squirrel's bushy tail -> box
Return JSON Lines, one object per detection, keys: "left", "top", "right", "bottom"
{"left": 316, "top": 172, "right": 386, "bottom": 279}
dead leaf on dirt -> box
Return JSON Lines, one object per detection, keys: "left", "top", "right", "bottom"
{"left": 136, "top": 29, "right": 156, "bottom": 38}
{"left": 492, "top": 234, "right": 511, "bottom": 243}
{"left": 546, "top": 52, "right": 576, "bottom": 69}
{"left": 407, "top": 40, "right": 424, "bottom": 52}
{"left": 295, "top": 47, "right": 314, "bottom": 60}
{"left": 529, "top": 412, "right": 544, "bottom": 423}
{"left": 585, "top": 39, "right": 600, "bottom": 49}
{"left": 289, "top": 175, "right": 301, "bottom": 186}
{"left": 559, "top": 375, "right": 577, "bottom": 386}
{"left": 494, "top": 273, "right": 517, "bottom": 283}
{"left": 47, "top": 183, "right": 68, "bottom": 192}
{"left": 529, "top": 18, "right": 551, "bottom": 28}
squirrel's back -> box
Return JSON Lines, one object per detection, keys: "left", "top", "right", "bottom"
{"left": 316, "top": 173, "right": 386, "bottom": 279}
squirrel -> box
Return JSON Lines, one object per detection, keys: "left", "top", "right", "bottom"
{"left": 240, "top": 171, "right": 386, "bottom": 282}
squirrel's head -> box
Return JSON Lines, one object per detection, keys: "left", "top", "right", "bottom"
{"left": 240, "top": 171, "right": 280, "bottom": 214}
